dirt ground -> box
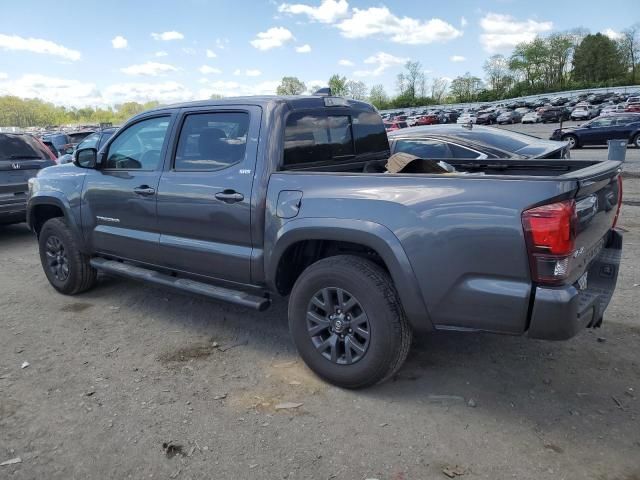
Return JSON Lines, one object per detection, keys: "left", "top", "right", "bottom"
{"left": 1, "top": 129, "right": 639, "bottom": 479}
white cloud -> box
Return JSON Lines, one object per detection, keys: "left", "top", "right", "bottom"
{"left": 121, "top": 61, "right": 178, "bottom": 76}
{"left": 0, "top": 33, "right": 81, "bottom": 61}
{"left": 198, "top": 65, "right": 222, "bottom": 75}
{"left": 602, "top": 28, "right": 623, "bottom": 41}
{"left": 198, "top": 79, "right": 280, "bottom": 98}
{"left": 250, "top": 27, "right": 294, "bottom": 50}
{"left": 0, "top": 72, "right": 7, "bottom": 80}
{"left": 103, "top": 81, "right": 194, "bottom": 105}
{"left": 245, "top": 69, "right": 262, "bottom": 77}
{"left": 111, "top": 35, "right": 128, "bottom": 49}
{"left": 151, "top": 31, "right": 184, "bottom": 41}
{"left": 450, "top": 55, "right": 466, "bottom": 62}
{"left": 206, "top": 49, "right": 217, "bottom": 58}
{"left": 354, "top": 51, "right": 408, "bottom": 77}
{"left": 215, "top": 38, "right": 228, "bottom": 50}
{"left": 278, "top": 0, "right": 349, "bottom": 23}
{"left": 338, "top": 59, "right": 354, "bottom": 67}
{"left": 155, "top": 51, "right": 168, "bottom": 57}
{"left": 461, "top": 16, "right": 468, "bottom": 27}
{"left": 336, "top": 7, "right": 462, "bottom": 44}
{"left": 296, "top": 44, "right": 311, "bottom": 53}
{"left": 233, "top": 69, "right": 241, "bottom": 76}
{"left": 480, "top": 13, "right": 553, "bottom": 52}
{"left": 182, "top": 47, "right": 196, "bottom": 55}
{"left": 0, "top": 74, "right": 99, "bottom": 106}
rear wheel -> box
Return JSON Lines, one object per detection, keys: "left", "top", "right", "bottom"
{"left": 288, "top": 255, "right": 412, "bottom": 389}
{"left": 633, "top": 133, "right": 640, "bottom": 148}
{"left": 39, "top": 218, "right": 97, "bottom": 295}
{"left": 562, "top": 134, "right": 579, "bottom": 149}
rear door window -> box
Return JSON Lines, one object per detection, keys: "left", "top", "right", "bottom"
{"left": 174, "top": 112, "right": 249, "bottom": 171}
{"left": 284, "top": 112, "right": 352, "bottom": 166}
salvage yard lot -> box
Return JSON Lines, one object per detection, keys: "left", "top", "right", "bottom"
{"left": 1, "top": 124, "right": 639, "bottom": 479}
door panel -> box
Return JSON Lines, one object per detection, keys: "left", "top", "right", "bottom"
{"left": 81, "top": 115, "right": 172, "bottom": 265}
{"left": 156, "top": 106, "right": 261, "bottom": 284}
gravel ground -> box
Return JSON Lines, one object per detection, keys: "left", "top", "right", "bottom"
{"left": 1, "top": 123, "right": 639, "bottom": 479}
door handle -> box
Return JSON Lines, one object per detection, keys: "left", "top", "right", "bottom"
{"left": 214, "top": 190, "right": 244, "bottom": 203}
{"left": 133, "top": 185, "right": 156, "bottom": 196}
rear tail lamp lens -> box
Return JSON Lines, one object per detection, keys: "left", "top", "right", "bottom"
{"left": 522, "top": 199, "right": 577, "bottom": 285}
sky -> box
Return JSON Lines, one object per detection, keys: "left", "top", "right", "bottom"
{"left": 0, "top": 0, "right": 635, "bottom": 108}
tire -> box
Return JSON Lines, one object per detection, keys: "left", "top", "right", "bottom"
{"left": 39, "top": 217, "right": 97, "bottom": 295}
{"left": 288, "top": 255, "right": 412, "bottom": 389}
{"left": 633, "top": 133, "right": 640, "bottom": 148}
{"left": 562, "top": 134, "right": 580, "bottom": 149}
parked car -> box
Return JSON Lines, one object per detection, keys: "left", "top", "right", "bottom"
{"left": 1, "top": 133, "right": 56, "bottom": 224}
{"left": 497, "top": 110, "right": 522, "bottom": 124}
{"left": 476, "top": 110, "right": 497, "bottom": 125}
{"left": 456, "top": 112, "right": 477, "bottom": 124}
{"left": 522, "top": 111, "right": 541, "bottom": 124}
{"left": 57, "top": 127, "right": 118, "bottom": 164}
{"left": 41, "top": 132, "right": 73, "bottom": 157}
{"left": 626, "top": 102, "right": 640, "bottom": 113}
{"left": 384, "top": 121, "right": 408, "bottom": 132}
{"left": 66, "top": 130, "right": 96, "bottom": 149}
{"left": 550, "top": 113, "right": 640, "bottom": 149}
{"left": 414, "top": 114, "right": 439, "bottom": 126}
{"left": 601, "top": 104, "right": 627, "bottom": 115}
{"left": 570, "top": 106, "right": 595, "bottom": 121}
{"left": 27, "top": 94, "right": 623, "bottom": 388}
{"left": 388, "top": 124, "right": 571, "bottom": 159}
{"left": 540, "top": 107, "right": 570, "bottom": 123}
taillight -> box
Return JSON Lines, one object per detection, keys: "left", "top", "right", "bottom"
{"left": 612, "top": 175, "right": 623, "bottom": 229}
{"left": 522, "top": 199, "right": 577, "bottom": 285}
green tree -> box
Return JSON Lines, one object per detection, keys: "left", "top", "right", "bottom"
{"left": 430, "top": 77, "right": 449, "bottom": 104}
{"left": 449, "top": 73, "right": 483, "bottom": 102}
{"left": 345, "top": 80, "right": 367, "bottom": 100}
{"left": 572, "top": 33, "right": 626, "bottom": 84}
{"left": 276, "top": 76, "right": 306, "bottom": 95}
{"left": 619, "top": 24, "right": 640, "bottom": 83}
{"left": 396, "top": 61, "right": 425, "bottom": 100}
{"left": 368, "top": 84, "right": 389, "bottom": 109}
{"left": 328, "top": 74, "right": 348, "bottom": 96}
{"left": 483, "top": 54, "right": 513, "bottom": 97}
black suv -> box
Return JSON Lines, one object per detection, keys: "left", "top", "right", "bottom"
{"left": 1, "top": 133, "right": 56, "bottom": 224}
{"left": 540, "top": 107, "right": 570, "bottom": 123}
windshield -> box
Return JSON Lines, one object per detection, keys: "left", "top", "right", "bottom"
{"left": 0, "top": 133, "right": 52, "bottom": 161}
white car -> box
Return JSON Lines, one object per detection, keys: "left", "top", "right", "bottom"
{"left": 601, "top": 104, "right": 626, "bottom": 115}
{"left": 570, "top": 107, "right": 592, "bottom": 121}
{"left": 522, "top": 111, "right": 541, "bottom": 124}
{"left": 456, "top": 113, "right": 477, "bottom": 124}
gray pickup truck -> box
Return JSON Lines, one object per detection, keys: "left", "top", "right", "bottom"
{"left": 27, "top": 95, "right": 623, "bottom": 388}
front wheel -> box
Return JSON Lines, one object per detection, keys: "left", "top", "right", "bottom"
{"left": 633, "top": 133, "right": 640, "bottom": 148}
{"left": 288, "top": 255, "right": 412, "bottom": 389}
{"left": 562, "top": 134, "right": 579, "bottom": 149}
{"left": 39, "top": 217, "right": 97, "bottom": 295}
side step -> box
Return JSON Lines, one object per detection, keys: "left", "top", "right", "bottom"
{"left": 90, "top": 258, "right": 270, "bottom": 311}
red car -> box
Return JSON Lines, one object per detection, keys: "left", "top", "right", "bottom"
{"left": 384, "top": 121, "right": 408, "bottom": 132}
{"left": 415, "top": 114, "right": 439, "bottom": 126}
{"left": 626, "top": 102, "right": 640, "bottom": 113}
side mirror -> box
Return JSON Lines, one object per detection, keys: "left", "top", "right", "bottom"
{"left": 73, "top": 147, "right": 98, "bottom": 169}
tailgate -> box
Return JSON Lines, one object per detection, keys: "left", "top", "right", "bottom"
{"left": 566, "top": 160, "right": 622, "bottom": 284}
{"left": 0, "top": 161, "right": 51, "bottom": 206}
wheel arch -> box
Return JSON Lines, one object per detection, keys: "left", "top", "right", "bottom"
{"left": 266, "top": 218, "right": 433, "bottom": 332}
{"left": 28, "top": 195, "right": 87, "bottom": 252}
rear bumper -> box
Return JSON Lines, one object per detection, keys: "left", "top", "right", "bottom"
{"left": 527, "top": 230, "right": 622, "bottom": 340}
{"left": 0, "top": 202, "right": 27, "bottom": 224}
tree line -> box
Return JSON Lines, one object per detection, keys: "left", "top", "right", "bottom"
{"left": 275, "top": 24, "right": 639, "bottom": 109}
{"left": 0, "top": 97, "right": 160, "bottom": 128}
{"left": 1, "top": 24, "right": 638, "bottom": 127}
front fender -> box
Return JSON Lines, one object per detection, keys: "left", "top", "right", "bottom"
{"left": 265, "top": 217, "right": 433, "bottom": 332}
{"left": 27, "top": 191, "right": 86, "bottom": 252}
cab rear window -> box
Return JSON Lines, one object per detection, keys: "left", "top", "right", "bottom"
{"left": 283, "top": 109, "right": 389, "bottom": 167}
{"left": 0, "top": 134, "right": 51, "bottom": 161}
